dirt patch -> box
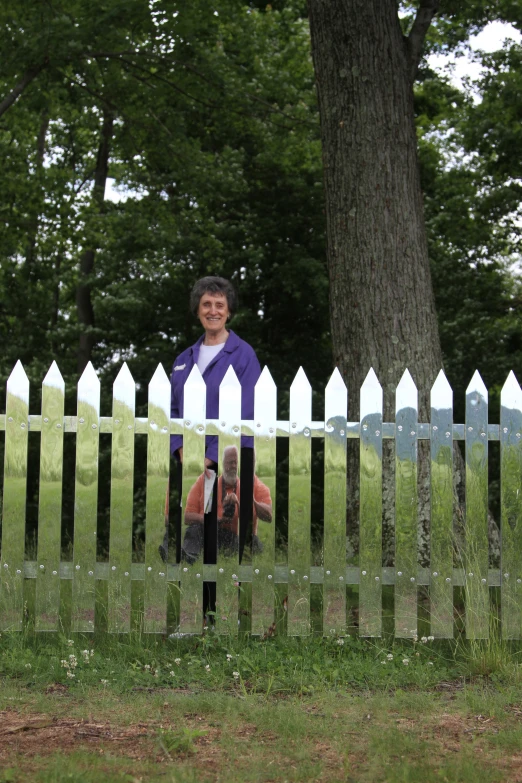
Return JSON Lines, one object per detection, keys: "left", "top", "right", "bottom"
{"left": 0, "top": 709, "right": 154, "bottom": 762}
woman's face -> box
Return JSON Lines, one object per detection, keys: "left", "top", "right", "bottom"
{"left": 197, "top": 291, "right": 230, "bottom": 336}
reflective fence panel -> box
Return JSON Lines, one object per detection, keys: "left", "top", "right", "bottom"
{"left": 394, "top": 370, "right": 418, "bottom": 638}
{"left": 144, "top": 364, "right": 171, "bottom": 633}
{"left": 179, "top": 366, "right": 207, "bottom": 634}
{"left": 108, "top": 364, "right": 135, "bottom": 633}
{"left": 500, "top": 372, "right": 522, "bottom": 639}
{"left": 430, "top": 370, "right": 454, "bottom": 638}
{"left": 215, "top": 367, "right": 242, "bottom": 636}
{"left": 288, "top": 368, "right": 312, "bottom": 636}
{"left": 72, "top": 363, "right": 100, "bottom": 633}
{"left": 252, "top": 367, "right": 277, "bottom": 637}
{"left": 0, "top": 362, "right": 29, "bottom": 631}
{"left": 323, "top": 368, "right": 347, "bottom": 637}
{"left": 465, "top": 371, "right": 489, "bottom": 640}
{"left": 36, "top": 362, "right": 65, "bottom": 631}
{"left": 179, "top": 365, "right": 207, "bottom": 634}
{"left": 359, "top": 369, "right": 383, "bottom": 637}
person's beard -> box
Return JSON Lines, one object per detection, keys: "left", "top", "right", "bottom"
{"left": 222, "top": 467, "right": 237, "bottom": 486}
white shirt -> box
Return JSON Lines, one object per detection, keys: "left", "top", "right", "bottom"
{"left": 197, "top": 343, "right": 224, "bottom": 375}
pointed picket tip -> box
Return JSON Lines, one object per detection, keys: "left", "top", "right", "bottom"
{"left": 43, "top": 360, "right": 65, "bottom": 392}
{"left": 431, "top": 369, "right": 452, "bottom": 409}
{"left": 148, "top": 363, "right": 170, "bottom": 416}
{"left": 326, "top": 367, "right": 347, "bottom": 394}
{"left": 360, "top": 367, "right": 382, "bottom": 420}
{"left": 361, "top": 367, "right": 381, "bottom": 390}
{"left": 77, "top": 362, "right": 100, "bottom": 406}
{"left": 113, "top": 363, "right": 135, "bottom": 410}
{"left": 290, "top": 366, "right": 311, "bottom": 393}
{"left": 466, "top": 369, "right": 488, "bottom": 400}
{"left": 7, "top": 360, "right": 30, "bottom": 404}
{"left": 255, "top": 367, "right": 277, "bottom": 421}
{"left": 396, "top": 369, "right": 417, "bottom": 413}
{"left": 501, "top": 371, "right": 522, "bottom": 410}
{"left": 220, "top": 364, "right": 240, "bottom": 390}
{"left": 256, "top": 365, "right": 276, "bottom": 391}
{"left": 183, "top": 363, "right": 205, "bottom": 392}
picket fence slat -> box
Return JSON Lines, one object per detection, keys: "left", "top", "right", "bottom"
{"left": 430, "top": 370, "right": 454, "bottom": 638}
{"left": 465, "top": 371, "right": 489, "bottom": 640}
{"left": 36, "top": 362, "right": 65, "bottom": 632}
{"left": 108, "top": 363, "right": 135, "bottom": 634}
{"left": 2, "top": 360, "right": 522, "bottom": 639}
{"left": 1, "top": 362, "right": 29, "bottom": 632}
{"left": 500, "top": 372, "right": 522, "bottom": 639}
{"left": 395, "top": 370, "right": 418, "bottom": 639}
{"left": 252, "top": 367, "right": 277, "bottom": 637}
{"left": 142, "top": 364, "right": 171, "bottom": 634}
{"left": 359, "top": 369, "right": 383, "bottom": 638}
{"left": 179, "top": 366, "right": 207, "bottom": 634}
{"left": 323, "top": 368, "right": 347, "bottom": 637}
{"left": 215, "top": 366, "right": 242, "bottom": 636}
{"left": 72, "top": 363, "right": 100, "bottom": 633}
{"left": 288, "top": 367, "right": 312, "bottom": 637}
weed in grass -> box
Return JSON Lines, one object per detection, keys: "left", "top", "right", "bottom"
{"left": 157, "top": 726, "right": 208, "bottom": 758}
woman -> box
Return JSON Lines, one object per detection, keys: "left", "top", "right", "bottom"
{"left": 163, "top": 276, "right": 261, "bottom": 616}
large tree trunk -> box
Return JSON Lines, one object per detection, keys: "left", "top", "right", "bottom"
{"left": 307, "top": 0, "right": 444, "bottom": 563}
{"left": 308, "top": 0, "right": 500, "bottom": 568}
{"left": 76, "top": 108, "right": 113, "bottom": 375}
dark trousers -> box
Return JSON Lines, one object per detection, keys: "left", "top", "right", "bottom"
{"left": 173, "top": 448, "right": 254, "bottom": 616}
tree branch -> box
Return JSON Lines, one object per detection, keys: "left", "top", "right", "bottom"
{"left": 0, "top": 61, "right": 48, "bottom": 118}
{"left": 407, "top": 0, "right": 440, "bottom": 81}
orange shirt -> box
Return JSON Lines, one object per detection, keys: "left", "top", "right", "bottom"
{"left": 185, "top": 474, "right": 271, "bottom": 536}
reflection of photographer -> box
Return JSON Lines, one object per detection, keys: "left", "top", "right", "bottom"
{"left": 183, "top": 446, "right": 272, "bottom": 560}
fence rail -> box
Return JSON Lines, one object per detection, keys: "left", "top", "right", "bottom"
{"left": 1, "top": 360, "right": 522, "bottom": 639}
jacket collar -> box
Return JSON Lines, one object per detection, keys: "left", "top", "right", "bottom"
{"left": 190, "top": 329, "right": 239, "bottom": 362}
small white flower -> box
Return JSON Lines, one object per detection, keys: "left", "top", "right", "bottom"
{"left": 205, "top": 664, "right": 211, "bottom": 672}
{"left": 415, "top": 652, "right": 420, "bottom": 657}
{"left": 144, "top": 664, "right": 151, "bottom": 671}
{"left": 381, "top": 661, "right": 387, "bottom": 665}
{"left": 412, "top": 635, "right": 418, "bottom": 643}
{"left": 226, "top": 653, "right": 233, "bottom": 661}
{"left": 67, "top": 639, "right": 74, "bottom": 647}
{"left": 428, "top": 635, "right": 434, "bottom": 642}
{"left": 66, "top": 670, "right": 75, "bottom": 679}
{"left": 402, "top": 658, "right": 409, "bottom": 665}
{"left": 421, "top": 636, "right": 428, "bottom": 644}
{"left": 427, "top": 662, "right": 434, "bottom": 666}
{"left": 174, "top": 658, "right": 181, "bottom": 665}
{"left": 336, "top": 638, "right": 344, "bottom": 646}
{"left": 232, "top": 671, "right": 240, "bottom": 679}
{"left": 25, "top": 663, "right": 32, "bottom": 669}
{"left": 386, "top": 653, "right": 393, "bottom": 660}
{"left": 60, "top": 659, "right": 69, "bottom": 669}
{"left": 100, "top": 679, "right": 109, "bottom": 685}
{"left": 170, "top": 671, "right": 176, "bottom": 677}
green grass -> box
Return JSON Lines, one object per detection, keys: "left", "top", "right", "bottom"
{"left": 3, "top": 626, "right": 522, "bottom": 781}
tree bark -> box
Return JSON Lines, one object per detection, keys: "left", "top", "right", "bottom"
{"left": 76, "top": 108, "right": 113, "bottom": 375}
{"left": 308, "top": 0, "right": 446, "bottom": 564}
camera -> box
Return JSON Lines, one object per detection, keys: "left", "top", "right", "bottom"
{"left": 222, "top": 501, "right": 235, "bottom": 519}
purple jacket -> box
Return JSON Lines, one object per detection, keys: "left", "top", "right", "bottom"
{"left": 170, "top": 330, "right": 261, "bottom": 463}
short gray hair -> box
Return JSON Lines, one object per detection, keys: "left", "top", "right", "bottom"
{"left": 190, "top": 276, "right": 237, "bottom": 317}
